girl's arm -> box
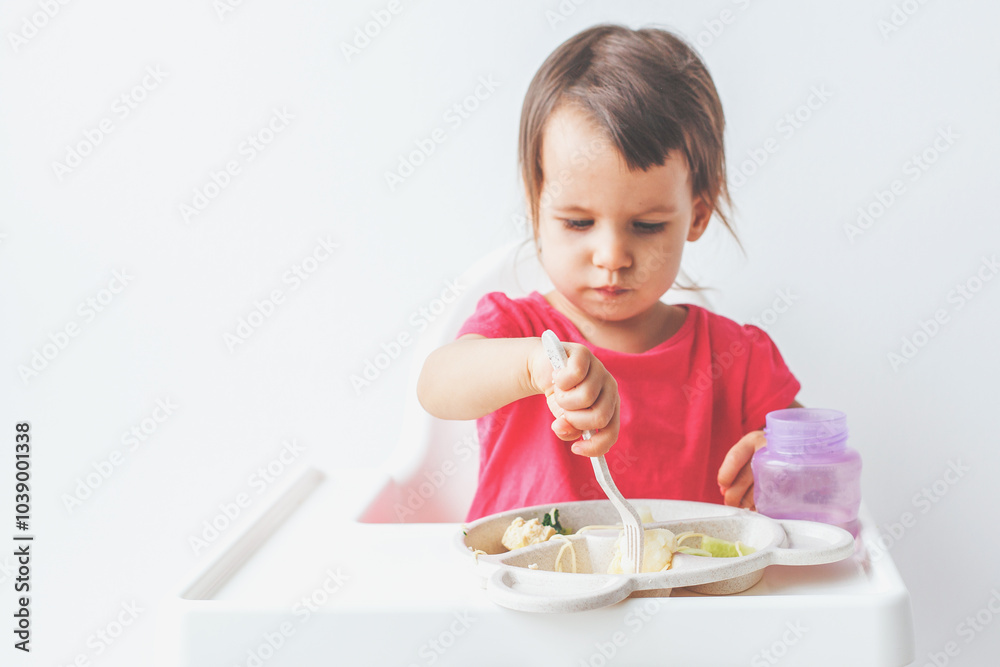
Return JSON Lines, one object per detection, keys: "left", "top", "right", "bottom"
{"left": 416, "top": 334, "right": 552, "bottom": 420}
{"left": 417, "top": 333, "right": 621, "bottom": 456}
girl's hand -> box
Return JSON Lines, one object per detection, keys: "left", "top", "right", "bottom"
{"left": 535, "top": 342, "right": 620, "bottom": 457}
{"left": 717, "top": 430, "right": 767, "bottom": 509}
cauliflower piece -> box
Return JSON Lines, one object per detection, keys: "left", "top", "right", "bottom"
{"left": 607, "top": 528, "right": 678, "bottom": 574}
{"left": 501, "top": 517, "right": 556, "bottom": 550}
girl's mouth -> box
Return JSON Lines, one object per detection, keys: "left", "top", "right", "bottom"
{"left": 594, "top": 286, "right": 629, "bottom": 298}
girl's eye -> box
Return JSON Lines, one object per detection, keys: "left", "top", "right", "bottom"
{"left": 634, "top": 222, "right": 666, "bottom": 234}
{"left": 562, "top": 219, "right": 593, "bottom": 230}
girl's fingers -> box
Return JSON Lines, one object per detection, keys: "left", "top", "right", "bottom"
{"left": 722, "top": 463, "right": 754, "bottom": 507}
{"left": 547, "top": 370, "right": 616, "bottom": 427}
{"left": 718, "top": 431, "right": 767, "bottom": 506}
{"left": 551, "top": 413, "right": 617, "bottom": 455}
{"left": 553, "top": 343, "right": 592, "bottom": 391}
{"left": 550, "top": 415, "right": 582, "bottom": 441}
{"left": 570, "top": 429, "right": 612, "bottom": 457}
{"left": 544, "top": 388, "right": 563, "bottom": 419}
{"left": 548, "top": 351, "right": 599, "bottom": 410}
{"left": 568, "top": 396, "right": 620, "bottom": 457}
{"left": 559, "top": 383, "right": 616, "bottom": 431}
{"left": 546, "top": 353, "right": 619, "bottom": 457}
{"left": 549, "top": 396, "right": 605, "bottom": 441}
{"left": 717, "top": 431, "right": 764, "bottom": 489}
{"left": 552, "top": 377, "right": 603, "bottom": 411}
{"left": 717, "top": 442, "right": 751, "bottom": 489}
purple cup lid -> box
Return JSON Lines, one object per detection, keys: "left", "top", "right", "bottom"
{"left": 764, "top": 408, "right": 848, "bottom": 454}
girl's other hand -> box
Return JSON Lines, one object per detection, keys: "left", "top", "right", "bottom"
{"left": 717, "top": 430, "right": 767, "bottom": 509}
{"left": 539, "top": 342, "right": 620, "bottom": 457}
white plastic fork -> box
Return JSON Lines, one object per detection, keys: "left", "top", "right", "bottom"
{"left": 541, "top": 330, "right": 645, "bottom": 575}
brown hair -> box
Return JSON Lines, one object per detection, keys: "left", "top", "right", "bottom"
{"left": 518, "top": 24, "right": 740, "bottom": 271}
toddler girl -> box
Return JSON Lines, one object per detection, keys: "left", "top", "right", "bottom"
{"left": 418, "top": 24, "right": 800, "bottom": 521}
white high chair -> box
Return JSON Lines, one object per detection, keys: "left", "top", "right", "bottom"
{"left": 358, "top": 237, "right": 713, "bottom": 523}
{"left": 160, "top": 239, "right": 914, "bottom": 667}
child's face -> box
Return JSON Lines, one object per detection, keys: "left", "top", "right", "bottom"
{"left": 535, "top": 105, "right": 710, "bottom": 326}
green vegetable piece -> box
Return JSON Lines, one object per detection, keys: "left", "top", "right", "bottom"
{"left": 700, "top": 535, "right": 756, "bottom": 558}
{"left": 676, "top": 547, "right": 713, "bottom": 557}
{"left": 541, "top": 508, "right": 568, "bottom": 534}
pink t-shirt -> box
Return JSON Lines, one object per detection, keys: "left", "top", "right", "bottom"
{"left": 457, "top": 291, "right": 801, "bottom": 521}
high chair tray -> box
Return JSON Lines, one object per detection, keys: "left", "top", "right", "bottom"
{"left": 157, "top": 467, "right": 915, "bottom": 667}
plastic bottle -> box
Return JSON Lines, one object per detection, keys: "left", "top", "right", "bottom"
{"left": 752, "top": 408, "right": 862, "bottom": 536}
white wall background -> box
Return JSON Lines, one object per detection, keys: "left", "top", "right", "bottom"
{"left": 1, "top": 0, "right": 998, "bottom": 665}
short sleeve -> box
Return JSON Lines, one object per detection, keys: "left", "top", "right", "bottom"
{"left": 739, "top": 325, "right": 801, "bottom": 433}
{"left": 456, "top": 292, "right": 530, "bottom": 340}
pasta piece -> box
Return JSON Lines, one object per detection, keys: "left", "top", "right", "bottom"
{"left": 551, "top": 535, "right": 577, "bottom": 573}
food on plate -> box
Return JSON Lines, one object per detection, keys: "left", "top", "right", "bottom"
{"left": 501, "top": 517, "right": 557, "bottom": 550}
{"left": 497, "top": 507, "right": 757, "bottom": 574}
{"left": 608, "top": 528, "right": 678, "bottom": 574}
{"left": 540, "top": 508, "right": 570, "bottom": 534}
{"left": 682, "top": 533, "right": 757, "bottom": 558}
{"left": 501, "top": 508, "right": 569, "bottom": 550}
{"left": 606, "top": 530, "right": 758, "bottom": 574}
{"left": 551, "top": 534, "right": 577, "bottom": 573}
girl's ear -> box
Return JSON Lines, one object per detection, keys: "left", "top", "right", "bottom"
{"left": 687, "top": 196, "right": 712, "bottom": 242}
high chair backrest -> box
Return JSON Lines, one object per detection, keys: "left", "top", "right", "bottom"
{"left": 358, "top": 238, "right": 713, "bottom": 524}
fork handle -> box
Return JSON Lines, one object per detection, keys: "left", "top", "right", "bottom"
{"left": 541, "top": 330, "right": 592, "bottom": 441}
{"left": 592, "top": 456, "right": 642, "bottom": 522}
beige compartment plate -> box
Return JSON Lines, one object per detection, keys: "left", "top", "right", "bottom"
{"left": 458, "top": 499, "right": 854, "bottom": 613}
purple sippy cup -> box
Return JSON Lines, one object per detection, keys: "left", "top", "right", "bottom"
{"left": 752, "top": 408, "right": 862, "bottom": 537}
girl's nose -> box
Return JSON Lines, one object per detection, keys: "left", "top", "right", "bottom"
{"left": 591, "top": 225, "right": 631, "bottom": 273}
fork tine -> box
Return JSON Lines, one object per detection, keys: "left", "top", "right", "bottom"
{"left": 628, "top": 525, "right": 643, "bottom": 574}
